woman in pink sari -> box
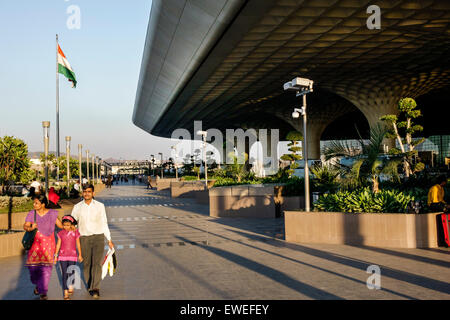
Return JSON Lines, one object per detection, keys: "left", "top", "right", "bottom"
{"left": 23, "top": 194, "right": 63, "bottom": 300}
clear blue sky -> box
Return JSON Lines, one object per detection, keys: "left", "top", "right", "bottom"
{"left": 0, "top": 0, "right": 180, "bottom": 161}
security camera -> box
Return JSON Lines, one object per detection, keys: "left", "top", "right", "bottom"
{"left": 292, "top": 108, "right": 301, "bottom": 119}
{"left": 283, "top": 77, "right": 314, "bottom": 91}
{"left": 291, "top": 77, "right": 313, "bottom": 89}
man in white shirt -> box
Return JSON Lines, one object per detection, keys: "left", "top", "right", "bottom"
{"left": 30, "top": 180, "right": 41, "bottom": 193}
{"left": 71, "top": 184, "right": 114, "bottom": 299}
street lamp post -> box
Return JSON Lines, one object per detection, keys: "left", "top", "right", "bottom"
{"left": 86, "top": 150, "right": 90, "bottom": 183}
{"left": 197, "top": 131, "right": 208, "bottom": 188}
{"left": 171, "top": 146, "right": 178, "bottom": 180}
{"left": 91, "top": 154, "right": 95, "bottom": 185}
{"left": 284, "top": 77, "right": 314, "bottom": 212}
{"left": 65, "top": 136, "right": 71, "bottom": 197}
{"left": 78, "top": 144, "right": 82, "bottom": 190}
{"left": 95, "top": 156, "right": 99, "bottom": 183}
{"left": 151, "top": 155, "right": 155, "bottom": 176}
{"left": 158, "top": 152, "right": 163, "bottom": 178}
{"left": 42, "top": 121, "right": 50, "bottom": 197}
{"left": 98, "top": 157, "right": 102, "bottom": 183}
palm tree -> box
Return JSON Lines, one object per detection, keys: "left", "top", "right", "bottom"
{"left": 323, "top": 124, "right": 401, "bottom": 193}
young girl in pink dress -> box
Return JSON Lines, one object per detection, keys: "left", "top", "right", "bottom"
{"left": 54, "top": 215, "right": 83, "bottom": 300}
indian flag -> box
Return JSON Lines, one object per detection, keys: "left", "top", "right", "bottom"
{"left": 57, "top": 45, "right": 77, "bottom": 88}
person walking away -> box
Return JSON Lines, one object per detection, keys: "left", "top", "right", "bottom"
{"left": 54, "top": 215, "right": 83, "bottom": 300}
{"left": 30, "top": 180, "right": 41, "bottom": 194}
{"left": 23, "top": 194, "right": 63, "bottom": 300}
{"left": 71, "top": 184, "right": 114, "bottom": 299}
{"left": 428, "top": 175, "right": 449, "bottom": 212}
{"left": 47, "top": 187, "right": 62, "bottom": 209}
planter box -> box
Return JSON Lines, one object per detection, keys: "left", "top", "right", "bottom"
{"left": 209, "top": 184, "right": 285, "bottom": 218}
{"left": 284, "top": 211, "right": 442, "bottom": 248}
{"left": 275, "top": 196, "right": 305, "bottom": 218}
{"left": 195, "top": 189, "right": 209, "bottom": 205}
{"left": 156, "top": 178, "right": 179, "bottom": 191}
{"left": 171, "top": 181, "right": 206, "bottom": 198}
{"left": 0, "top": 231, "right": 25, "bottom": 258}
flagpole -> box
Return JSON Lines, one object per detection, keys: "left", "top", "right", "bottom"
{"left": 56, "top": 34, "right": 60, "bottom": 183}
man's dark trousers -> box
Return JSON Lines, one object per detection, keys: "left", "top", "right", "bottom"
{"left": 80, "top": 234, "right": 105, "bottom": 291}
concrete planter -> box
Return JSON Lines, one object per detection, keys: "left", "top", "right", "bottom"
{"left": 0, "top": 231, "right": 25, "bottom": 258}
{"left": 171, "top": 181, "right": 206, "bottom": 198}
{"left": 209, "top": 184, "right": 287, "bottom": 218}
{"left": 284, "top": 211, "right": 442, "bottom": 248}
{"left": 156, "top": 178, "right": 179, "bottom": 191}
{"left": 195, "top": 189, "right": 210, "bottom": 205}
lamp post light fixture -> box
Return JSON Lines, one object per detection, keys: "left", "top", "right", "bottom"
{"left": 86, "top": 150, "right": 90, "bottom": 183}
{"left": 65, "top": 136, "right": 71, "bottom": 197}
{"left": 96, "top": 156, "right": 100, "bottom": 183}
{"left": 171, "top": 146, "right": 178, "bottom": 180}
{"left": 78, "top": 144, "right": 82, "bottom": 190}
{"left": 91, "top": 154, "right": 95, "bottom": 185}
{"left": 158, "top": 152, "right": 163, "bottom": 178}
{"left": 197, "top": 130, "right": 208, "bottom": 188}
{"left": 98, "top": 157, "right": 102, "bottom": 183}
{"left": 42, "top": 121, "right": 50, "bottom": 197}
{"left": 284, "top": 77, "right": 314, "bottom": 212}
{"left": 151, "top": 155, "right": 155, "bottom": 176}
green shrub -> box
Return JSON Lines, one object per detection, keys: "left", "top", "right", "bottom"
{"left": 213, "top": 177, "right": 264, "bottom": 187}
{"left": 181, "top": 176, "right": 198, "bottom": 181}
{"left": 281, "top": 177, "right": 305, "bottom": 196}
{"left": 314, "top": 188, "right": 415, "bottom": 213}
{"left": 0, "top": 196, "right": 33, "bottom": 214}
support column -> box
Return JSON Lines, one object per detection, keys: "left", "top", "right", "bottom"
{"left": 288, "top": 121, "right": 325, "bottom": 161}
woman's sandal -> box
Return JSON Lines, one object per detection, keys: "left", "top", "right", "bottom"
{"left": 40, "top": 294, "right": 48, "bottom": 300}
{"left": 68, "top": 289, "right": 74, "bottom": 295}
{"left": 33, "top": 287, "right": 39, "bottom": 295}
{"left": 64, "top": 294, "right": 70, "bottom": 300}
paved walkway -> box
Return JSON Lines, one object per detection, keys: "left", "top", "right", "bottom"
{"left": 1, "top": 183, "right": 449, "bottom": 300}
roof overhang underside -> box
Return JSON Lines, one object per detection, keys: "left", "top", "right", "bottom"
{"left": 133, "top": 0, "right": 450, "bottom": 138}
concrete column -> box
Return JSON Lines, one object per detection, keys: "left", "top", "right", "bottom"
{"left": 343, "top": 92, "right": 399, "bottom": 150}
{"left": 288, "top": 121, "right": 325, "bottom": 160}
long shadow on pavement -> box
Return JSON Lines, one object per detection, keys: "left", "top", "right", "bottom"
{"left": 107, "top": 222, "right": 234, "bottom": 299}
{"left": 1, "top": 255, "right": 36, "bottom": 300}
{"left": 129, "top": 208, "right": 417, "bottom": 299}
{"left": 176, "top": 235, "right": 343, "bottom": 300}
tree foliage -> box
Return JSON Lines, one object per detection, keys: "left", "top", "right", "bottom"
{"left": 226, "top": 151, "right": 248, "bottom": 183}
{"left": 323, "top": 125, "right": 402, "bottom": 193}
{"left": 380, "top": 97, "right": 425, "bottom": 178}
{"left": 0, "top": 136, "right": 32, "bottom": 193}
{"left": 280, "top": 131, "right": 303, "bottom": 177}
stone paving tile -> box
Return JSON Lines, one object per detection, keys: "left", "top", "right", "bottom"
{"left": 1, "top": 184, "right": 449, "bottom": 300}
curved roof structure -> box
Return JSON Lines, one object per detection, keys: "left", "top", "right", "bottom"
{"left": 133, "top": 0, "right": 450, "bottom": 140}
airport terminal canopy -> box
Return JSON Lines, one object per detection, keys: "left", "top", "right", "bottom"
{"left": 133, "top": 0, "right": 450, "bottom": 146}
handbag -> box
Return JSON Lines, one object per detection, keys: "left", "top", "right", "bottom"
{"left": 22, "top": 210, "right": 37, "bottom": 250}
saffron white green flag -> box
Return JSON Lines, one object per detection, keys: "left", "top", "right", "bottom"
{"left": 57, "top": 45, "right": 77, "bottom": 88}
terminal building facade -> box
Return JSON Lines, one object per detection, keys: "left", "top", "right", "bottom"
{"left": 133, "top": 0, "right": 450, "bottom": 173}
